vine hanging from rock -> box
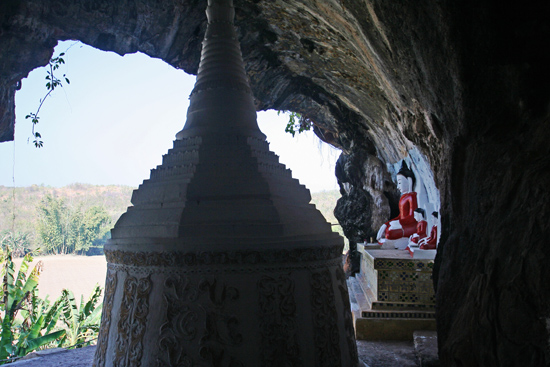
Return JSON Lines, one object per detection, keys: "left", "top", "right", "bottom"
{"left": 25, "top": 52, "right": 70, "bottom": 148}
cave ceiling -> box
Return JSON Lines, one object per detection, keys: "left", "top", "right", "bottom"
{"left": 0, "top": 0, "right": 460, "bottom": 179}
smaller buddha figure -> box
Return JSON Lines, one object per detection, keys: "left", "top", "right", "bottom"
{"left": 418, "top": 211, "right": 438, "bottom": 249}
{"left": 376, "top": 162, "right": 418, "bottom": 249}
{"left": 408, "top": 208, "right": 428, "bottom": 247}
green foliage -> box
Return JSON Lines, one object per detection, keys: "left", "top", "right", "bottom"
{"left": 36, "top": 194, "right": 111, "bottom": 255}
{"left": 77, "top": 207, "right": 110, "bottom": 253}
{"left": 58, "top": 286, "right": 102, "bottom": 348}
{"left": 15, "top": 294, "right": 65, "bottom": 358}
{"left": 0, "top": 185, "right": 133, "bottom": 251}
{"left": 36, "top": 195, "right": 67, "bottom": 254}
{"left": 25, "top": 51, "right": 71, "bottom": 148}
{"left": 0, "top": 247, "right": 104, "bottom": 363}
{"left": 0, "top": 231, "right": 32, "bottom": 258}
{"left": 278, "top": 110, "right": 312, "bottom": 137}
{"left": 0, "top": 248, "right": 65, "bottom": 364}
{"left": 0, "top": 185, "right": 132, "bottom": 254}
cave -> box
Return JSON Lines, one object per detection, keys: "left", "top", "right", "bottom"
{"left": 1, "top": 0, "right": 549, "bottom": 365}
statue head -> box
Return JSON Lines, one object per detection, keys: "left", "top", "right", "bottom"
{"left": 414, "top": 208, "right": 425, "bottom": 221}
{"left": 396, "top": 161, "right": 415, "bottom": 194}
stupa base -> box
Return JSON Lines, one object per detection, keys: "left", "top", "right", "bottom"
{"left": 93, "top": 243, "right": 358, "bottom": 367}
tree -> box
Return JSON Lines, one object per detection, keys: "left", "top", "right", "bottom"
{"left": 36, "top": 195, "right": 68, "bottom": 254}
{"left": 69, "top": 206, "right": 110, "bottom": 254}
{"left": 36, "top": 195, "right": 111, "bottom": 255}
{"left": 0, "top": 231, "right": 33, "bottom": 257}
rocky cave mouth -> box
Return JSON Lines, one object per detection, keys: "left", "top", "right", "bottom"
{"left": 1, "top": 0, "right": 549, "bottom": 365}
{"left": 6, "top": 40, "right": 339, "bottom": 193}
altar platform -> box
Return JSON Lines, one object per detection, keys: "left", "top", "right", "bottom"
{"left": 350, "top": 244, "right": 437, "bottom": 341}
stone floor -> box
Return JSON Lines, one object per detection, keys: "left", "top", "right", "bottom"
{"left": 9, "top": 335, "right": 438, "bottom": 367}
{"left": 358, "top": 340, "right": 418, "bottom": 367}
{"left": 10, "top": 347, "right": 95, "bottom": 367}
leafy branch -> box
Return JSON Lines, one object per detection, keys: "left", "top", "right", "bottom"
{"left": 277, "top": 110, "right": 312, "bottom": 137}
{"left": 25, "top": 52, "right": 70, "bottom": 148}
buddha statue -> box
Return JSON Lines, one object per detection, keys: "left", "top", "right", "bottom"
{"left": 376, "top": 161, "right": 418, "bottom": 249}
{"left": 418, "top": 211, "right": 438, "bottom": 249}
{"left": 408, "top": 208, "right": 428, "bottom": 246}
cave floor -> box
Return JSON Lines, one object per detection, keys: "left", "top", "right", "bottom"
{"left": 9, "top": 340, "right": 432, "bottom": 367}
{"left": 349, "top": 273, "right": 440, "bottom": 367}
{"left": 358, "top": 339, "right": 417, "bottom": 366}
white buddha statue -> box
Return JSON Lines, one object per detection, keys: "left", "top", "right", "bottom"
{"left": 376, "top": 162, "right": 418, "bottom": 249}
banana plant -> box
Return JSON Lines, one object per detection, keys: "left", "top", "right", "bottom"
{"left": 59, "top": 285, "right": 103, "bottom": 348}
{"left": 15, "top": 295, "right": 65, "bottom": 357}
{"left": 0, "top": 247, "right": 65, "bottom": 364}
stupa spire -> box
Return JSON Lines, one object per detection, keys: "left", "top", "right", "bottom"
{"left": 176, "top": 0, "right": 262, "bottom": 139}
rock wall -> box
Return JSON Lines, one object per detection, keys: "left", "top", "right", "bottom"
{"left": 334, "top": 149, "right": 400, "bottom": 244}
{"left": 433, "top": 2, "right": 550, "bottom": 364}
{"left": 1, "top": 0, "right": 549, "bottom": 365}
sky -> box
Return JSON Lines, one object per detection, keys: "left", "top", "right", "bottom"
{"left": 0, "top": 41, "right": 340, "bottom": 193}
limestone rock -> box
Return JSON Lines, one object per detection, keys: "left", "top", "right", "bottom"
{"left": 334, "top": 150, "right": 400, "bottom": 242}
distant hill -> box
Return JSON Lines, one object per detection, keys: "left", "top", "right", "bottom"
{"left": 0, "top": 184, "right": 344, "bottom": 250}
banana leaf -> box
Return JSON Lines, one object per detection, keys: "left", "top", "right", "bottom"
{"left": 82, "top": 285, "right": 102, "bottom": 319}
{"left": 14, "top": 254, "right": 34, "bottom": 294}
{"left": 0, "top": 314, "right": 15, "bottom": 361}
{"left": 2, "top": 251, "right": 16, "bottom": 318}
{"left": 61, "top": 289, "right": 79, "bottom": 331}
{"left": 59, "top": 285, "right": 103, "bottom": 347}
{"left": 20, "top": 260, "right": 41, "bottom": 297}
{"left": 81, "top": 303, "right": 103, "bottom": 329}
{"left": 17, "top": 329, "right": 66, "bottom": 356}
{"left": 43, "top": 298, "right": 63, "bottom": 335}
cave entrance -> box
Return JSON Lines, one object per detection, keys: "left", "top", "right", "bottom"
{"left": 0, "top": 39, "right": 345, "bottom": 296}
{"left": 2, "top": 41, "right": 339, "bottom": 192}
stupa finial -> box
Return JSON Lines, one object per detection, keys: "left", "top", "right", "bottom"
{"left": 176, "top": 0, "right": 261, "bottom": 139}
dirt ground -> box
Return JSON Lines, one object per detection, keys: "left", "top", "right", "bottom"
{"left": 12, "top": 255, "right": 108, "bottom": 302}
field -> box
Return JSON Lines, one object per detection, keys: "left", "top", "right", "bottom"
{"left": 13, "top": 255, "right": 108, "bottom": 302}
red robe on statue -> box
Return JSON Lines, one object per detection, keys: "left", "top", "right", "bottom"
{"left": 410, "top": 220, "right": 427, "bottom": 243}
{"left": 420, "top": 225, "right": 437, "bottom": 249}
{"left": 385, "top": 192, "right": 418, "bottom": 240}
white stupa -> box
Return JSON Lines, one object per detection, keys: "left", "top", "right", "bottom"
{"left": 93, "top": 0, "right": 357, "bottom": 366}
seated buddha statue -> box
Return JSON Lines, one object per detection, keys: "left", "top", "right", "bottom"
{"left": 376, "top": 162, "right": 418, "bottom": 249}
{"left": 418, "top": 211, "right": 438, "bottom": 249}
{"left": 408, "top": 208, "right": 428, "bottom": 246}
